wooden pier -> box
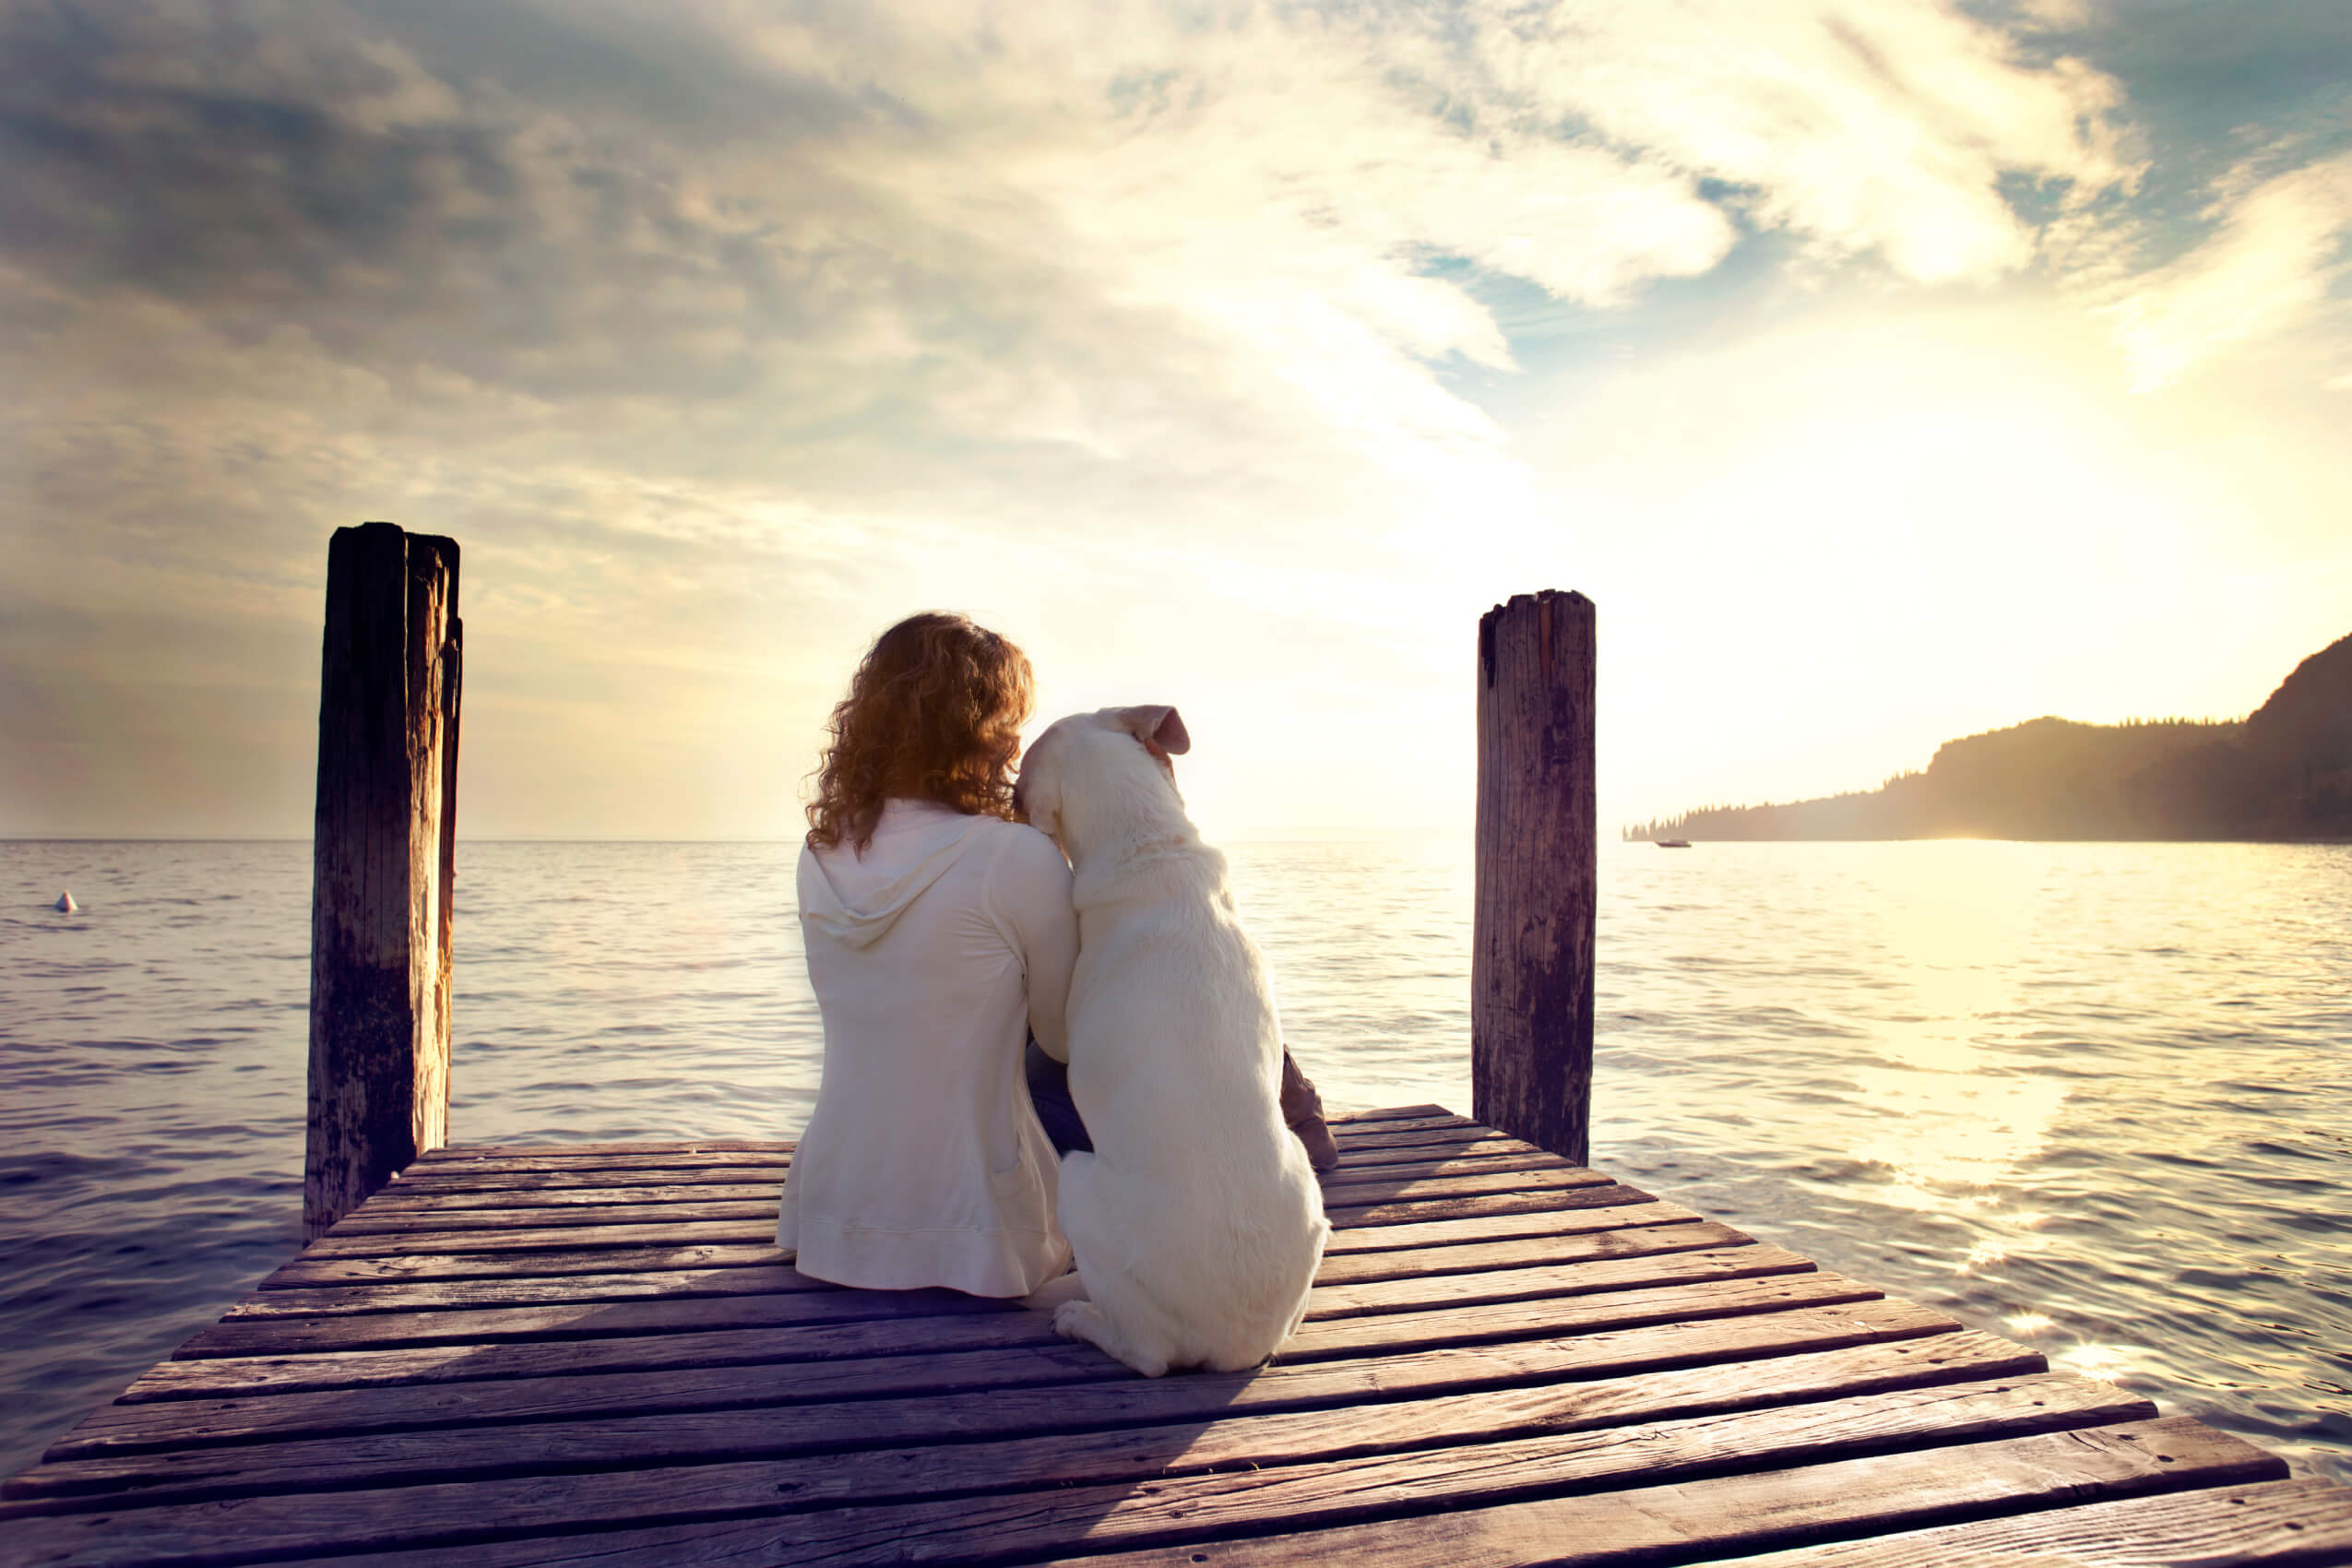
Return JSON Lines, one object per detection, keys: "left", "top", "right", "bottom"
{"left": 9, "top": 1105, "right": 2351, "bottom": 1565}
{"left": 11, "top": 550, "right": 2346, "bottom": 1562}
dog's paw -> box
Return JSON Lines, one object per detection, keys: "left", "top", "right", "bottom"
{"left": 1053, "top": 1301, "right": 1170, "bottom": 1376}
{"left": 1024, "top": 1273, "right": 1089, "bottom": 1313}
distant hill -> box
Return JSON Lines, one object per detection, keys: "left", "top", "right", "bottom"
{"left": 1628, "top": 631, "right": 2352, "bottom": 843}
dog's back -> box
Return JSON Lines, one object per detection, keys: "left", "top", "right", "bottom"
{"left": 1017, "top": 707, "right": 1329, "bottom": 1375}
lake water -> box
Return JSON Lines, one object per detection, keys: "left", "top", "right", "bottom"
{"left": 3, "top": 837, "right": 2347, "bottom": 1486}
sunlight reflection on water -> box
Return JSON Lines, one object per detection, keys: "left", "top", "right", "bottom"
{"left": 2, "top": 836, "right": 2346, "bottom": 1486}
{"left": 1585, "top": 838, "right": 2352, "bottom": 1484}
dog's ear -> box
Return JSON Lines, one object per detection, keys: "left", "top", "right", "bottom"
{"left": 1113, "top": 706, "right": 1191, "bottom": 757}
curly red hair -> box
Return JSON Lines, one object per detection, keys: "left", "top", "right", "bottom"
{"left": 807, "top": 612, "right": 1036, "bottom": 853}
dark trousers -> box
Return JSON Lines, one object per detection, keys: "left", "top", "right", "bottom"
{"left": 1024, "top": 1038, "right": 1092, "bottom": 1155}
{"left": 1023, "top": 1038, "right": 1331, "bottom": 1158}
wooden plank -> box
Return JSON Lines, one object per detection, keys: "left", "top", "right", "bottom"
{"left": 47, "top": 1292, "right": 1952, "bottom": 1470}
{"left": 1333, "top": 1198, "right": 1701, "bottom": 1254}
{"left": 1330, "top": 1112, "right": 1477, "bottom": 1135}
{"left": 400, "top": 1150, "right": 791, "bottom": 1172}
{"left": 1344, "top": 1235, "right": 1804, "bottom": 1319}
{"left": 267, "top": 1465, "right": 2260, "bottom": 1568}
{"left": 238, "top": 1221, "right": 1750, "bottom": 1319}
{"left": 1313, "top": 1219, "right": 1723, "bottom": 1285}
{"left": 1051, "top": 1418, "right": 2287, "bottom": 1568}
{"left": 117, "top": 1385, "right": 2202, "bottom": 1568}
{"left": 1331, "top": 1127, "right": 1515, "bottom": 1156}
{"left": 228, "top": 1264, "right": 835, "bottom": 1318}
{"left": 394, "top": 1112, "right": 1451, "bottom": 1166}
{"left": 673, "top": 1380, "right": 2160, "bottom": 1567}
{"left": 310, "top": 1183, "right": 1663, "bottom": 1258}
{"left": 294, "top": 1219, "right": 786, "bottom": 1258}
{"left": 1328, "top": 1134, "right": 1543, "bottom": 1161}
{"left": 386, "top": 1165, "right": 790, "bottom": 1193}
{"left": 124, "top": 1312, "right": 1061, "bottom": 1401}
{"left": 357, "top": 1182, "right": 786, "bottom": 1210}
{"left": 1327, "top": 1123, "right": 1523, "bottom": 1152}
{"left": 287, "top": 1183, "right": 1666, "bottom": 1262}
{"left": 171, "top": 1283, "right": 1017, "bottom": 1359}
{"left": 1329, "top": 1141, "right": 1569, "bottom": 1170}
{"left": 172, "top": 1238, "right": 1809, "bottom": 1359}
{"left": 402, "top": 1152, "right": 764, "bottom": 1171}
{"left": 56, "top": 1274, "right": 1897, "bottom": 1459}
{"left": 58, "top": 1340, "right": 1124, "bottom": 1457}
{"left": 3, "top": 1363, "right": 2108, "bottom": 1563}
{"left": 1330, "top": 1136, "right": 1565, "bottom": 1169}
{"left": 410, "top": 1140, "right": 790, "bottom": 1161}
{"left": 1282, "top": 1272, "right": 1883, "bottom": 1360}
{"left": 389, "top": 1113, "right": 1447, "bottom": 1177}
{"left": 264, "top": 1220, "right": 1716, "bottom": 1313}
{"left": 1311, "top": 1166, "right": 1615, "bottom": 1203}
{"left": 263, "top": 1201, "right": 1705, "bottom": 1288}
{"left": 7, "top": 1300, "right": 1975, "bottom": 1506}
{"left": 1324, "top": 1103, "right": 1451, "bottom": 1123}
{"left": 1322, "top": 1181, "right": 1656, "bottom": 1227}
{"left": 321, "top": 1199, "right": 781, "bottom": 1234}
{"left": 351, "top": 1164, "right": 1605, "bottom": 1218}
{"left": 331, "top": 1176, "right": 1648, "bottom": 1249}
{"left": 327, "top": 1175, "right": 1628, "bottom": 1234}
{"left": 261, "top": 1242, "right": 788, "bottom": 1289}
{"left": 397, "top": 1111, "right": 1444, "bottom": 1170}
{"left": 376, "top": 1143, "right": 1549, "bottom": 1196}
{"left": 1712, "top": 1475, "right": 2352, "bottom": 1566}
{"left": 110, "top": 1272, "right": 1885, "bottom": 1407}
{"left": 304, "top": 1180, "right": 1657, "bottom": 1245}
{"left": 246, "top": 1432, "right": 2301, "bottom": 1568}
{"left": 399, "top": 1150, "right": 794, "bottom": 1176}
{"left": 1326, "top": 1146, "right": 1580, "bottom": 1184}
{"left": 371, "top": 1146, "right": 1557, "bottom": 1208}
{"left": 1307, "top": 1241, "right": 1797, "bottom": 1319}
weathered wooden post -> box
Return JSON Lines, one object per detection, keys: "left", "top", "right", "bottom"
{"left": 1473, "top": 589, "right": 1596, "bottom": 1164}
{"left": 305, "top": 522, "right": 462, "bottom": 1240}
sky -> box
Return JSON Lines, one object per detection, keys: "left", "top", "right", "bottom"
{"left": 4, "top": 0, "right": 2349, "bottom": 841}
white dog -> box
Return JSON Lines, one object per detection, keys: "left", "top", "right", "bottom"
{"left": 1013, "top": 705, "right": 1330, "bottom": 1376}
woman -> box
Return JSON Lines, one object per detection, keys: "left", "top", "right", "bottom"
{"left": 778, "top": 612, "right": 1077, "bottom": 1297}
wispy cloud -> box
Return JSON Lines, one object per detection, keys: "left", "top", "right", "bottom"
{"left": 1458, "top": 0, "right": 2134, "bottom": 280}
{"left": 2102, "top": 149, "right": 2352, "bottom": 391}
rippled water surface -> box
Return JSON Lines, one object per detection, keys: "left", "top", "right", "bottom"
{"left": 3, "top": 837, "right": 2346, "bottom": 1482}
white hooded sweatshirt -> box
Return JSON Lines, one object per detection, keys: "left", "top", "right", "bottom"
{"left": 781, "top": 799, "right": 1078, "bottom": 1296}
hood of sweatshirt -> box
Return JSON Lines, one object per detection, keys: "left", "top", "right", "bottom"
{"left": 798, "top": 800, "right": 993, "bottom": 950}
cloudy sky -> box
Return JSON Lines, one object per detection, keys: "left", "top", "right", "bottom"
{"left": 4, "top": 0, "right": 2348, "bottom": 840}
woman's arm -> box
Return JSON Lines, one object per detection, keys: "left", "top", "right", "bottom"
{"left": 994, "top": 826, "right": 1077, "bottom": 1063}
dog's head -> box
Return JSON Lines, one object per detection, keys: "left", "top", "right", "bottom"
{"left": 1013, "top": 706, "right": 1191, "bottom": 848}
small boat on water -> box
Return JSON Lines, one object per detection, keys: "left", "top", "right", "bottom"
{"left": 1654, "top": 839, "right": 1692, "bottom": 849}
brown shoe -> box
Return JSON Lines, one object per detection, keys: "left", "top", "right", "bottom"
{"left": 1279, "top": 1046, "right": 1341, "bottom": 1172}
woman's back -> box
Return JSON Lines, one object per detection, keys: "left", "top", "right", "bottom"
{"left": 782, "top": 797, "right": 1076, "bottom": 1297}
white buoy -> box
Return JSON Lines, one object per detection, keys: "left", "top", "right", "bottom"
{"left": 54, "top": 890, "right": 77, "bottom": 913}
